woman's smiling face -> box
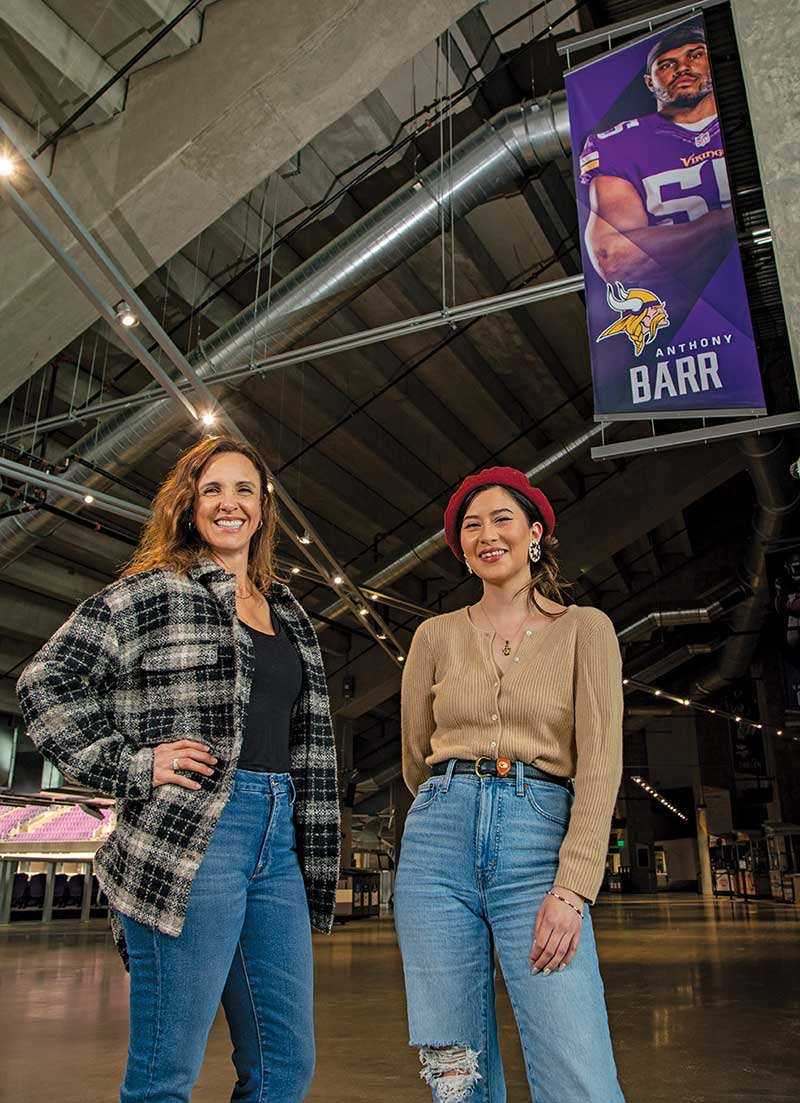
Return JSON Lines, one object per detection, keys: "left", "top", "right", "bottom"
{"left": 193, "top": 451, "right": 263, "bottom": 557}
{"left": 460, "top": 486, "right": 542, "bottom": 583}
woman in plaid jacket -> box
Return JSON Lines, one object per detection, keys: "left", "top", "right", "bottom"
{"left": 17, "top": 435, "right": 340, "bottom": 1103}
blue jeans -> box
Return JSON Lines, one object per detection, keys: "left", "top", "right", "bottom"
{"left": 394, "top": 761, "right": 625, "bottom": 1103}
{"left": 120, "top": 771, "right": 314, "bottom": 1103}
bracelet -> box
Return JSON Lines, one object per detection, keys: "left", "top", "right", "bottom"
{"left": 546, "top": 889, "right": 584, "bottom": 919}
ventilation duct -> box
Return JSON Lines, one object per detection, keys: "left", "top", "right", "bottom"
{"left": 617, "top": 586, "right": 747, "bottom": 644}
{"left": 0, "top": 94, "right": 570, "bottom": 572}
{"left": 630, "top": 640, "right": 720, "bottom": 684}
{"left": 691, "top": 435, "right": 800, "bottom": 697}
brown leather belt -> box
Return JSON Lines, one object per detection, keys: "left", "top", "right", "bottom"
{"left": 430, "top": 758, "right": 571, "bottom": 789}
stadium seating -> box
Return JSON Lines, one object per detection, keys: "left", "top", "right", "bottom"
{"left": 11, "top": 873, "right": 29, "bottom": 908}
{"left": 0, "top": 803, "right": 116, "bottom": 842}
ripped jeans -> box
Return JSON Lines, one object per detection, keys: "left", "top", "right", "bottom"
{"left": 120, "top": 770, "right": 314, "bottom": 1103}
{"left": 394, "top": 762, "right": 625, "bottom": 1103}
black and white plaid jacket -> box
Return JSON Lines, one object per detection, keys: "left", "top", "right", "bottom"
{"left": 17, "top": 559, "right": 340, "bottom": 967}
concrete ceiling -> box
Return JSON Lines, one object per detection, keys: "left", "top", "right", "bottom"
{"left": 0, "top": 1, "right": 795, "bottom": 821}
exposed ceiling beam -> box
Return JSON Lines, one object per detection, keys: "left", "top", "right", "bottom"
{"left": 127, "top": 0, "right": 203, "bottom": 53}
{"left": 0, "top": 551, "right": 103, "bottom": 605}
{"left": 0, "top": 581, "right": 73, "bottom": 643}
{"left": 0, "top": 1, "right": 125, "bottom": 118}
{"left": 0, "top": 0, "right": 477, "bottom": 401}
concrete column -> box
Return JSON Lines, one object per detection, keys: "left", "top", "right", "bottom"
{"left": 696, "top": 802, "right": 714, "bottom": 897}
{"left": 80, "top": 862, "right": 93, "bottom": 923}
{"left": 0, "top": 860, "right": 14, "bottom": 924}
{"left": 730, "top": 0, "right": 800, "bottom": 379}
{"left": 41, "top": 862, "right": 55, "bottom": 922}
{"left": 753, "top": 646, "right": 785, "bottom": 826}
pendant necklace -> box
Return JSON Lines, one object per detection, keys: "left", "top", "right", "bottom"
{"left": 479, "top": 601, "right": 529, "bottom": 657}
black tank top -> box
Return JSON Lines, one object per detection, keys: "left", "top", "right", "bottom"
{"left": 238, "top": 613, "right": 303, "bottom": 773}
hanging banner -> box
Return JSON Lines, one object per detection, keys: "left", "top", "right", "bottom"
{"left": 565, "top": 14, "right": 766, "bottom": 421}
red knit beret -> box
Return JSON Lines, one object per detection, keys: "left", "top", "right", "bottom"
{"left": 443, "top": 466, "right": 555, "bottom": 561}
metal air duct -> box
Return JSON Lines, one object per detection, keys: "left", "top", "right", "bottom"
{"left": 617, "top": 587, "right": 746, "bottom": 644}
{"left": 0, "top": 94, "right": 571, "bottom": 571}
{"left": 692, "top": 434, "right": 800, "bottom": 697}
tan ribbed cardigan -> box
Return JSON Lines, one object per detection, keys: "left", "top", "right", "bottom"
{"left": 400, "top": 604, "right": 623, "bottom": 903}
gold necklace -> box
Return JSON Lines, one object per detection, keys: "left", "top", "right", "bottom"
{"left": 479, "top": 601, "right": 530, "bottom": 657}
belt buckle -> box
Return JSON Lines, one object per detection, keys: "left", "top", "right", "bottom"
{"left": 474, "top": 757, "right": 488, "bottom": 776}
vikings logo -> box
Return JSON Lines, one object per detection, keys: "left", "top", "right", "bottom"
{"left": 596, "top": 283, "right": 670, "bottom": 357}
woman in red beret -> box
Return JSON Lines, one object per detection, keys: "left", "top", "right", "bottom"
{"left": 394, "top": 466, "right": 625, "bottom": 1102}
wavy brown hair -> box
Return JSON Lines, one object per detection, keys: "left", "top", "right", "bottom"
{"left": 458, "top": 484, "right": 572, "bottom": 618}
{"left": 122, "top": 436, "right": 279, "bottom": 591}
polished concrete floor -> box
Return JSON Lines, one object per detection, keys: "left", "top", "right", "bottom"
{"left": 1, "top": 895, "right": 798, "bottom": 1102}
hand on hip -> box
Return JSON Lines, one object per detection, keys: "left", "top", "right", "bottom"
{"left": 153, "top": 740, "right": 218, "bottom": 790}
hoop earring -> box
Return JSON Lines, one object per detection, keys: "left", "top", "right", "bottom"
{"left": 529, "top": 540, "right": 541, "bottom": 564}
{"left": 257, "top": 520, "right": 263, "bottom": 530}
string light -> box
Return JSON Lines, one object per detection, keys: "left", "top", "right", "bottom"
{"left": 0, "top": 154, "right": 15, "bottom": 177}
{"left": 298, "top": 532, "right": 312, "bottom": 545}
{"left": 83, "top": 494, "right": 94, "bottom": 504}
{"left": 290, "top": 566, "right": 301, "bottom": 575}
{"left": 623, "top": 677, "right": 790, "bottom": 742}
{"left": 630, "top": 775, "right": 688, "bottom": 822}
{"left": 201, "top": 412, "right": 215, "bottom": 426}
{"left": 377, "top": 633, "right": 387, "bottom": 640}
{"left": 332, "top": 575, "right": 343, "bottom": 585}
{"left": 359, "top": 607, "right": 369, "bottom": 616}
{"left": 397, "top": 655, "right": 405, "bottom": 663}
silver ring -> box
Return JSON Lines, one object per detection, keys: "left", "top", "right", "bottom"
{"left": 172, "top": 757, "right": 180, "bottom": 772}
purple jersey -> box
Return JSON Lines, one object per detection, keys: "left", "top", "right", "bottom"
{"left": 579, "top": 112, "right": 730, "bottom": 227}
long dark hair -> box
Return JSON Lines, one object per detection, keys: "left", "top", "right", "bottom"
{"left": 457, "top": 484, "right": 572, "bottom": 618}
{"left": 122, "top": 436, "right": 279, "bottom": 591}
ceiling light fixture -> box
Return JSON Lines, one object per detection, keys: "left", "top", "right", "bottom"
{"left": 201, "top": 412, "right": 215, "bottom": 426}
{"left": 290, "top": 566, "right": 301, "bottom": 575}
{"left": 83, "top": 494, "right": 94, "bottom": 504}
{"left": 298, "top": 532, "right": 312, "bottom": 545}
{"left": 114, "top": 301, "right": 139, "bottom": 328}
{"left": 0, "top": 154, "right": 15, "bottom": 177}
{"left": 333, "top": 575, "right": 343, "bottom": 585}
